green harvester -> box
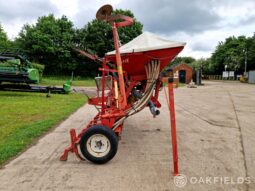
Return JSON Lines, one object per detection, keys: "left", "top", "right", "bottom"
{"left": 0, "top": 48, "right": 71, "bottom": 94}
{"left": 0, "top": 48, "right": 40, "bottom": 84}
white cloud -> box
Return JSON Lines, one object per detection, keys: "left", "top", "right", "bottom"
{"left": 1, "top": 19, "right": 25, "bottom": 39}
{"left": 72, "top": 0, "right": 121, "bottom": 27}
{"left": 0, "top": 0, "right": 255, "bottom": 58}
{"left": 170, "top": 23, "right": 255, "bottom": 59}
{"left": 50, "top": 0, "right": 79, "bottom": 19}
{"left": 0, "top": 0, "right": 57, "bottom": 39}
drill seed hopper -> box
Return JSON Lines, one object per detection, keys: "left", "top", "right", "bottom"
{"left": 60, "top": 4, "right": 185, "bottom": 174}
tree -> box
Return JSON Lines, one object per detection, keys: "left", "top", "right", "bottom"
{"left": 191, "top": 58, "right": 212, "bottom": 74}
{"left": 16, "top": 14, "right": 76, "bottom": 74}
{"left": 114, "top": 9, "right": 143, "bottom": 45}
{"left": 0, "top": 23, "right": 10, "bottom": 48}
{"left": 170, "top": 56, "right": 196, "bottom": 66}
{"left": 73, "top": 9, "right": 143, "bottom": 77}
{"left": 75, "top": 19, "right": 113, "bottom": 57}
{"left": 15, "top": 9, "right": 143, "bottom": 76}
{"left": 211, "top": 36, "right": 248, "bottom": 74}
{"left": 76, "top": 9, "right": 143, "bottom": 57}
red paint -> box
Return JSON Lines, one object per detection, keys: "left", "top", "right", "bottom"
{"left": 168, "top": 82, "right": 179, "bottom": 176}
{"left": 106, "top": 47, "right": 184, "bottom": 77}
{"left": 60, "top": 9, "right": 184, "bottom": 174}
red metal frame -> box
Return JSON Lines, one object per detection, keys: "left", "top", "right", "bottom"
{"left": 111, "top": 22, "right": 127, "bottom": 109}
{"left": 168, "top": 80, "right": 179, "bottom": 176}
{"left": 60, "top": 8, "right": 183, "bottom": 177}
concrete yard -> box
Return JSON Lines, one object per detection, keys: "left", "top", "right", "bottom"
{"left": 0, "top": 81, "right": 254, "bottom": 191}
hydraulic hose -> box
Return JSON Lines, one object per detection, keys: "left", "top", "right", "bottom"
{"left": 112, "top": 60, "right": 160, "bottom": 130}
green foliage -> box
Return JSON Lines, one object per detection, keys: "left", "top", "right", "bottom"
{"left": 114, "top": 9, "right": 143, "bottom": 46}
{"left": 191, "top": 58, "right": 212, "bottom": 74}
{"left": 77, "top": 19, "right": 113, "bottom": 57}
{"left": 76, "top": 9, "right": 143, "bottom": 57}
{"left": 181, "top": 56, "right": 196, "bottom": 64}
{"left": 171, "top": 56, "right": 196, "bottom": 66}
{"left": 74, "top": 9, "right": 143, "bottom": 77}
{"left": 211, "top": 35, "right": 255, "bottom": 74}
{"left": 16, "top": 14, "right": 76, "bottom": 74}
{"left": 172, "top": 35, "right": 255, "bottom": 75}
{"left": 0, "top": 23, "right": 11, "bottom": 48}
{"left": 13, "top": 9, "right": 143, "bottom": 76}
{"left": 170, "top": 56, "right": 214, "bottom": 75}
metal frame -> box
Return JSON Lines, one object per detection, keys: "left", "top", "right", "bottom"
{"left": 60, "top": 7, "right": 181, "bottom": 176}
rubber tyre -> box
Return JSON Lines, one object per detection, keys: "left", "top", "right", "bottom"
{"left": 79, "top": 125, "right": 118, "bottom": 164}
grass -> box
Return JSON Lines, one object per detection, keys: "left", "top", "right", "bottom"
{"left": 0, "top": 91, "right": 87, "bottom": 166}
{"left": 40, "top": 75, "right": 95, "bottom": 87}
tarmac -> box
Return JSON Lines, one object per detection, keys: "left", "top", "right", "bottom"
{"left": 0, "top": 81, "right": 254, "bottom": 191}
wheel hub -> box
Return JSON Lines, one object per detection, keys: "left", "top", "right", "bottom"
{"left": 87, "top": 134, "right": 111, "bottom": 157}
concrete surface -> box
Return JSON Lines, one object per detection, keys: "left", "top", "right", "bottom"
{"left": 0, "top": 81, "right": 254, "bottom": 191}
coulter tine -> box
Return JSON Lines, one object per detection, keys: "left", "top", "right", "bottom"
{"left": 59, "top": 150, "right": 69, "bottom": 161}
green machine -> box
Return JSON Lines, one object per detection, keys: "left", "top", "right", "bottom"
{"left": 0, "top": 48, "right": 71, "bottom": 94}
{"left": 0, "top": 48, "right": 40, "bottom": 84}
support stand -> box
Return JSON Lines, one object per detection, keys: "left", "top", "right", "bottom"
{"left": 168, "top": 77, "right": 179, "bottom": 176}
